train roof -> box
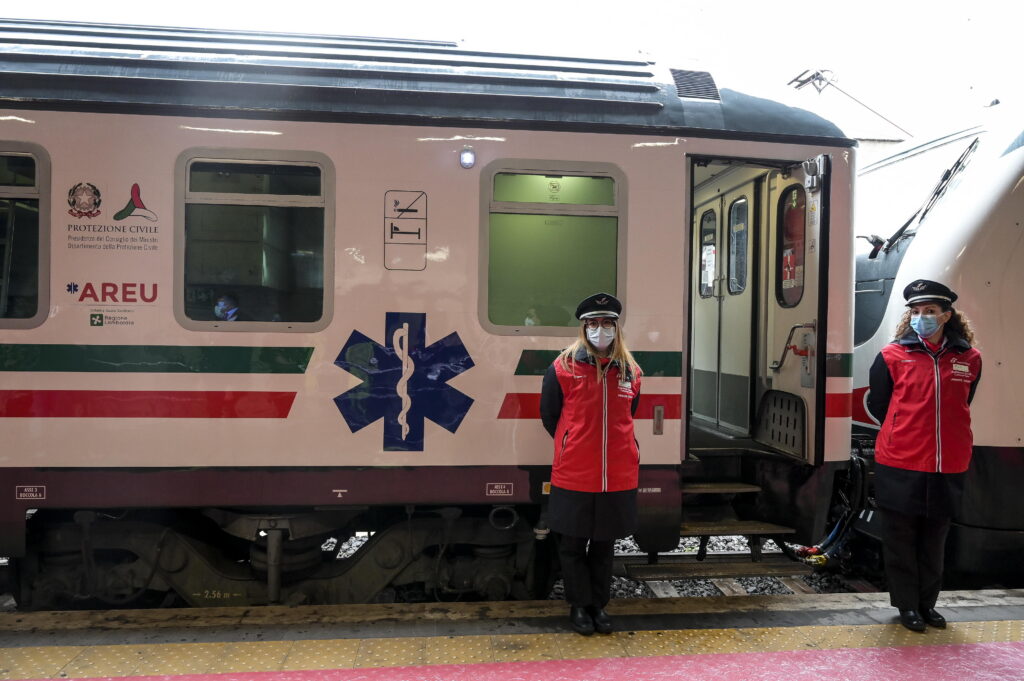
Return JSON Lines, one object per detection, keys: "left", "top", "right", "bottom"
{"left": 0, "top": 18, "right": 853, "bottom": 147}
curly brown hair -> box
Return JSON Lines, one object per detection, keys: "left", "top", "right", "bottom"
{"left": 894, "top": 307, "right": 976, "bottom": 346}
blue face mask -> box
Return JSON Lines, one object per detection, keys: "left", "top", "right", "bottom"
{"left": 910, "top": 313, "right": 942, "bottom": 338}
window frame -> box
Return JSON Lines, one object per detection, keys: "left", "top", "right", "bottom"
{"left": 478, "top": 159, "right": 627, "bottom": 336}
{"left": 698, "top": 208, "right": 717, "bottom": 299}
{"left": 727, "top": 196, "right": 748, "bottom": 296}
{"left": 174, "top": 148, "right": 335, "bottom": 332}
{"left": 0, "top": 142, "right": 50, "bottom": 330}
{"left": 775, "top": 183, "right": 806, "bottom": 309}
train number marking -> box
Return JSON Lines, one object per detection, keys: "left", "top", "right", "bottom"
{"left": 16, "top": 485, "right": 46, "bottom": 500}
{"left": 192, "top": 590, "right": 242, "bottom": 600}
{"left": 486, "top": 483, "right": 513, "bottom": 497}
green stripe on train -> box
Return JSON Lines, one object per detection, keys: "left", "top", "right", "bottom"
{"left": 825, "top": 353, "right": 853, "bottom": 378}
{"left": 515, "top": 350, "right": 682, "bottom": 377}
{"left": 517, "top": 350, "right": 851, "bottom": 378}
{"left": 0, "top": 345, "right": 314, "bottom": 373}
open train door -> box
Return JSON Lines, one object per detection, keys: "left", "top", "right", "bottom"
{"left": 690, "top": 174, "right": 760, "bottom": 435}
{"left": 755, "top": 157, "right": 830, "bottom": 462}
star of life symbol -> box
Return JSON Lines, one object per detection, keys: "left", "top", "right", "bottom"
{"left": 333, "top": 312, "right": 475, "bottom": 451}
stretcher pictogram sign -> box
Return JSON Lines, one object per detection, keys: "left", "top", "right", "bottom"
{"left": 384, "top": 190, "right": 427, "bottom": 271}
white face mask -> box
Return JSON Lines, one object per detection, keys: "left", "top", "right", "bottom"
{"left": 586, "top": 325, "right": 616, "bottom": 351}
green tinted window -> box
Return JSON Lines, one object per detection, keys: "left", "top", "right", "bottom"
{"left": 488, "top": 213, "right": 616, "bottom": 327}
{"left": 0, "top": 155, "right": 35, "bottom": 187}
{"left": 493, "top": 173, "right": 615, "bottom": 205}
{"left": 0, "top": 198, "right": 40, "bottom": 318}
{"left": 190, "top": 161, "right": 320, "bottom": 196}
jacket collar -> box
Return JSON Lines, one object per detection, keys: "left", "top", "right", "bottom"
{"left": 572, "top": 346, "right": 634, "bottom": 380}
{"left": 897, "top": 328, "right": 971, "bottom": 353}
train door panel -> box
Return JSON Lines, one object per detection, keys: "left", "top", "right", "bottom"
{"left": 691, "top": 203, "right": 721, "bottom": 424}
{"left": 689, "top": 182, "right": 757, "bottom": 434}
{"left": 757, "top": 159, "right": 828, "bottom": 461}
{"left": 718, "top": 188, "right": 754, "bottom": 433}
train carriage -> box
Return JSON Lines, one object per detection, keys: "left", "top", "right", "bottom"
{"left": 0, "top": 19, "right": 857, "bottom": 608}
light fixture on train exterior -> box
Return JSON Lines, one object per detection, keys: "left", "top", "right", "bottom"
{"left": 459, "top": 146, "right": 476, "bottom": 169}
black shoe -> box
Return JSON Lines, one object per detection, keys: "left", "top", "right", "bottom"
{"left": 920, "top": 607, "right": 947, "bottom": 628}
{"left": 570, "top": 606, "right": 595, "bottom": 636}
{"left": 898, "top": 609, "right": 927, "bottom": 632}
{"left": 588, "top": 606, "right": 613, "bottom": 634}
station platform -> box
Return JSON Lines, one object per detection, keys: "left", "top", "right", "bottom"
{"left": 2, "top": 590, "right": 1023, "bottom": 680}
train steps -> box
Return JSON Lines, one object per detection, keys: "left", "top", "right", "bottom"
{"left": 625, "top": 495, "right": 804, "bottom": 581}
{"left": 672, "top": 476, "right": 800, "bottom": 569}
{"left": 623, "top": 553, "right": 812, "bottom": 581}
{"left": 681, "top": 481, "right": 762, "bottom": 495}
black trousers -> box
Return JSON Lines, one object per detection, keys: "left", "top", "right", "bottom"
{"left": 557, "top": 534, "right": 614, "bottom": 609}
{"left": 881, "top": 509, "right": 951, "bottom": 611}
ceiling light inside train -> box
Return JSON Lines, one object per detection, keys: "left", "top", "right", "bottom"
{"left": 459, "top": 147, "right": 476, "bottom": 169}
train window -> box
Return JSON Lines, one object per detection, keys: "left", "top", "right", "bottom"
{"left": 177, "top": 151, "right": 334, "bottom": 331}
{"left": 776, "top": 185, "right": 806, "bottom": 307}
{"left": 189, "top": 162, "right": 321, "bottom": 196}
{"left": 698, "top": 210, "right": 716, "bottom": 299}
{"left": 484, "top": 164, "right": 622, "bottom": 330}
{"left": 492, "top": 173, "right": 615, "bottom": 206}
{"left": 727, "top": 198, "right": 748, "bottom": 295}
{"left": 0, "top": 149, "right": 48, "bottom": 328}
{"left": 0, "top": 154, "right": 35, "bottom": 187}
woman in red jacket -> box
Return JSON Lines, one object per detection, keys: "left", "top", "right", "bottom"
{"left": 540, "top": 292, "right": 642, "bottom": 636}
{"left": 868, "top": 279, "right": 981, "bottom": 632}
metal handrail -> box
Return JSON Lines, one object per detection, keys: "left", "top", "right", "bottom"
{"left": 769, "top": 321, "right": 816, "bottom": 371}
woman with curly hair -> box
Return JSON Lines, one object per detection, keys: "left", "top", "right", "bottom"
{"left": 867, "top": 279, "right": 982, "bottom": 632}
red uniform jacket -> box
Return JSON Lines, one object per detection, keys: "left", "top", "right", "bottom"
{"left": 868, "top": 330, "right": 982, "bottom": 474}
{"left": 540, "top": 348, "right": 641, "bottom": 492}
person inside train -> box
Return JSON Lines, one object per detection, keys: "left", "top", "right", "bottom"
{"left": 539, "top": 293, "right": 642, "bottom": 636}
{"left": 213, "top": 293, "right": 249, "bottom": 322}
{"left": 867, "top": 279, "right": 982, "bottom": 632}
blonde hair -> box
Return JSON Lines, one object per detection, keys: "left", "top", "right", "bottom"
{"left": 894, "top": 307, "right": 976, "bottom": 346}
{"left": 557, "top": 322, "right": 641, "bottom": 382}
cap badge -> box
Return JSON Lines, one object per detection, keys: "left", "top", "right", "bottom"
{"left": 912, "top": 282, "right": 926, "bottom": 291}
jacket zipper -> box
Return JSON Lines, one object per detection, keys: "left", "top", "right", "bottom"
{"left": 908, "top": 344, "right": 945, "bottom": 472}
{"left": 602, "top": 371, "right": 608, "bottom": 492}
{"left": 933, "top": 352, "right": 942, "bottom": 472}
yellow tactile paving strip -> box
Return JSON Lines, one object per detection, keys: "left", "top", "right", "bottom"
{"left": 1, "top": 620, "right": 1022, "bottom": 680}
{"left": 5, "top": 591, "right": 1023, "bottom": 633}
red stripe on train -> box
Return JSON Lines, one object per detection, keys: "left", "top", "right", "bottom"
{"left": 498, "top": 393, "right": 682, "bottom": 419}
{"left": 825, "top": 392, "right": 852, "bottom": 418}
{"left": 502, "top": 392, "right": 853, "bottom": 420}
{"left": 0, "top": 390, "right": 296, "bottom": 418}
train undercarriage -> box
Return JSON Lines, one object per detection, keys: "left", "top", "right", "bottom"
{"left": 5, "top": 504, "right": 559, "bottom": 610}
{"left": 5, "top": 445, "right": 853, "bottom": 610}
